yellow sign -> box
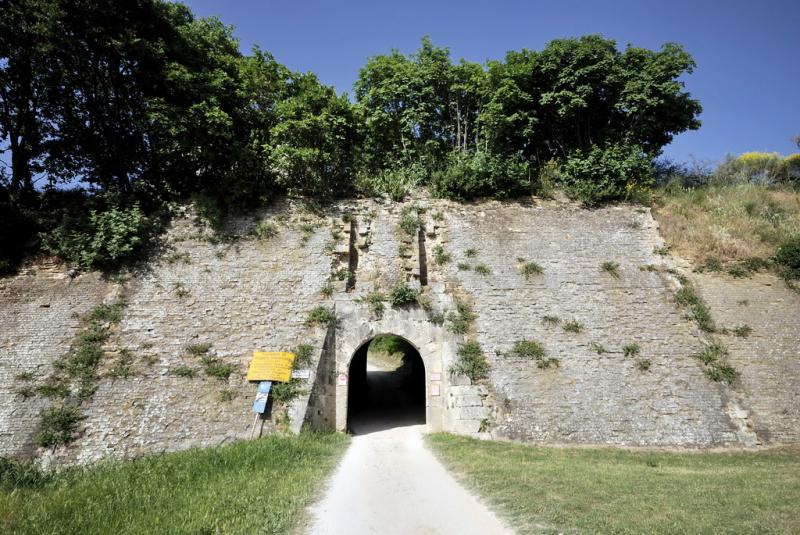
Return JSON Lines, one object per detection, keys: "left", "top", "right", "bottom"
{"left": 247, "top": 351, "right": 296, "bottom": 382}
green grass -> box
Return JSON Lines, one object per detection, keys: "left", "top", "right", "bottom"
{"left": 427, "top": 433, "right": 800, "bottom": 535}
{"left": 1, "top": 432, "right": 349, "bottom": 535}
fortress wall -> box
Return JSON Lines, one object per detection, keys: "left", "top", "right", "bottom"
{"left": 0, "top": 268, "right": 111, "bottom": 457}
{"left": 1, "top": 198, "right": 798, "bottom": 463}
{"left": 442, "top": 202, "right": 743, "bottom": 446}
{"left": 693, "top": 272, "right": 800, "bottom": 444}
{"left": 68, "top": 204, "right": 333, "bottom": 463}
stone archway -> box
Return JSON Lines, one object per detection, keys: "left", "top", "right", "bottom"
{"left": 331, "top": 303, "right": 449, "bottom": 433}
{"left": 346, "top": 335, "right": 426, "bottom": 434}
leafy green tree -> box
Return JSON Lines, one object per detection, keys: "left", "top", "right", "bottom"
{"left": 355, "top": 38, "right": 470, "bottom": 174}
{"left": 559, "top": 143, "right": 653, "bottom": 205}
{"left": 268, "top": 73, "right": 360, "bottom": 198}
{"left": 43, "top": 0, "right": 177, "bottom": 193}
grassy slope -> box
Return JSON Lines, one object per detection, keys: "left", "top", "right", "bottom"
{"left": 427, "top": 433, "right": 800, "bottom": 534}
{"left": 653, "top": 183, "right": 800, "bottom": 266}
{"left": 1, "top": 432, "right": 349, "bottom": 535}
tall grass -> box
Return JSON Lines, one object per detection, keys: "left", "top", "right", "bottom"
{"left": 0, "top": 432, "right": 349, "bottom": 534}
{"left": 654, "top": 181, "right": 800, "bottom": 266}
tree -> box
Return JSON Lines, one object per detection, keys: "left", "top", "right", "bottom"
{"left": 268, "top": 73, "right": 360, "bottom": 198}
{"left": 0, "top": 0, "right": 54, "bottom": 204}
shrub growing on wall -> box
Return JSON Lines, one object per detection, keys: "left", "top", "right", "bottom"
{"left": 560, "top": 143, "right": 653, "bottom": 205}
{"left": 430, "top": 151, "right": 530, "bottom": 200}
{"left": 42, "top": 203, "right": 151, "bottom": 269}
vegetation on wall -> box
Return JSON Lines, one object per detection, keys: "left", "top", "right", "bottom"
{"left": 450, "top": 340, "right": 489, "bottom": 382}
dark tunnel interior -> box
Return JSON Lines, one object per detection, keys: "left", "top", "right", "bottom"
{"left": 346, "top": 335, "right": 426, "bottom": 434}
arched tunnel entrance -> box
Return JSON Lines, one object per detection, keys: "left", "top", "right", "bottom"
{"left": 347, "top": 335, "right": 426, "bottom": 434}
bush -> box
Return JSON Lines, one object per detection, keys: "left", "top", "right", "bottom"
{"left": 356, "top": 163, "right": 427, "bottom": 201}
{"left": 563, "top": 319, "right": 584, "bottom": 333}
{"left": 271, "top": 379, "right": 304, "bottom": 404}
{"left": 776, "top": 236, "right": 800, "bottom": 274}
{"left": 786, "top": 154, "right": 800, "bottom": 183}
{"left": 171, "top": 365, "right": 197, "bottom": 378}
{"left": 185, "top": 343, "right": 212, "bottom": 356}
{"left": 560, "top": 143, "right": 653, "bottom": 206}
{"left": 362, "top": 291, "right": 386, "bottom": 317}
{"left": 388, "top": 282, "right": 419, "bottom": 307}
{"left": 204, "top": 361, "right": 235, "bottom": 381}
{"left": 623, "top": 342, "right": 641, "bottom": 357}
{"left": 254, "top": 220, "right": 279, "bottom": 240}
{"left": 42, "top": 203, "right": 150, "bottom": 269}
{"left": 715, "top": 152, "right": 788, "bottom": 185}
{"left": 294, "top": 344, "right": 314, "bottom": 366}
{"left": 305, "top": 306, "right": 338, "bottom": 327}
{"left": 520, "top": 260, "right": 544, "bottom": 279}
{"left": 432, "top": 245, "right": 451, "bottom": 265}
{"left": 600, "top": 261, "right": 621, "bottom": 278}
{"left": 398, "top": 207, "right": 422, "bottom": 237}
{"left": 37, "top": 404, "right": 83, "bottom": 448}
{"left": 430, "top": 151, "right": 529, "bottom": 200}
{"left": 450, "top": 340, "right": 489, "bottom": 382}
{"left": 474, "top": 263, "right": 491, "bottom": 275}
{"left": 447, "top": 300, "right": 477, "bottom": 334}
{"left": 692, "top": 342, "right": 739, "bottom": 384}
{"left": 508, "top": 340, "right": 559, "bottom": 370}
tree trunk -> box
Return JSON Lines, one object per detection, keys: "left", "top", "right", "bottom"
{"left": 9, "top": 135, "right": 33, "bottom": 205}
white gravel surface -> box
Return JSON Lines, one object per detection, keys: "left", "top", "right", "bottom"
{"left": 306, "top": 423, "right": 514, "bottom": 535}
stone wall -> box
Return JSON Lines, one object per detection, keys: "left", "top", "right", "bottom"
{"left": 693, "top": 272, "right": 800, "bottom": 443}
{"left": 0, "top": 264, "right": 111, "bottom": 458}
{"left": 1, "top": 197, "right": 798, "bottom": 463}
{"left": 441, "top": 201, "right": 745, "bottom": 446}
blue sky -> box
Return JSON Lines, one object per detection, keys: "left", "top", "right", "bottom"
{"left": 183, "top": 0, "right": 799, "bottom": 165}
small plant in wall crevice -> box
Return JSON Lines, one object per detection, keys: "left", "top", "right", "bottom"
{"left": 474, "top": 263, "right": 491, "bottom": 276}
{"left": 305, "top": 306, "right": 338, "bottom": 328}
{"left": 692, "top": 342, "right": 739, "bottom": 384}
{"left": 563, "top": 319, "right": 584, "bottom": 334}
{"left": 518, "top": 259, "right": 544, "bottom": 279}
{"left": 622, "top": 342, "right": 641, "bottom": 357}
{"left": 507, "top": 340, "right": 559, "bottom": 369}
{"left": 600, "top": 261, "right": 621, "bottom": 279}
{"left": 388, "top": 282, "right": 419, "bottom": 307}
{"left": 450, "top": 340, "right": 489, "bottom": 382}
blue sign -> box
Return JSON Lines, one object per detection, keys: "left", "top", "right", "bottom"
{"left": 252, "top": 381, "right": 272, "bottom": 413}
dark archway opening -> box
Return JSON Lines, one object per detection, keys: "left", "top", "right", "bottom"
{"left": 347, "top": 335, "right": 426, "bottom": 434}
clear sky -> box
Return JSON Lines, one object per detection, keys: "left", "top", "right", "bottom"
{"left": 182, "top": 0, "right": 799, "bottom": 165}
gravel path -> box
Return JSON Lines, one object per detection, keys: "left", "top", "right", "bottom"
{"left": 307, "top": 363, "right": 513, "bottom": 535}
